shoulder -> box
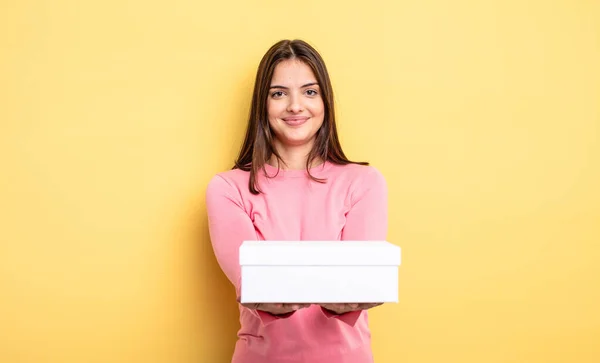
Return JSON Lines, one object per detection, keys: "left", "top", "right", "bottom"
{"left": 329, "top": 162, "right": 387, "bottom": 188}
{"left": 327, "top": 163, "right": 387, "bottom": 205}
{"left": 206, "top": 168, "right": 249, "bottom": 199}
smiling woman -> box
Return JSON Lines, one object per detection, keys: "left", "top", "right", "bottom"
{"left": 205, "top": 39, "right": 389, "bottom": 363}
{"left": 232, "top": 39, "right": 369, "bottom": 194}
{"left": 267, "top": 61, "right": 325, "bottom": 150}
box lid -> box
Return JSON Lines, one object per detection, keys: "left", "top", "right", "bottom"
{"left": 239, "top": 241, "right": 401, "bottom": 266}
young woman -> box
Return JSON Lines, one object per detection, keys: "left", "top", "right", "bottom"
{"left": 206, "top": 39, "right": 388, "bottom": 363}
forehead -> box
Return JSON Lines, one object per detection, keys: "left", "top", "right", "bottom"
{"left": 271, "top": 59, "right": 318, "bottom": 85}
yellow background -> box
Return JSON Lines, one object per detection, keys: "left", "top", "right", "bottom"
{"left": 1, "top": 0, "right": 599, "bottom": 362}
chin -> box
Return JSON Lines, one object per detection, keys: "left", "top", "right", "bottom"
{"left": 276, "top": 131, "right": 314, "bottom": 145}
{"left": 281, "top": 138, "right": 313, "bottom": 147}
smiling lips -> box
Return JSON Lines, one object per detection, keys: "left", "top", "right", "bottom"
{"left": 282, "top": 116, "right": 309, "bottom": 127}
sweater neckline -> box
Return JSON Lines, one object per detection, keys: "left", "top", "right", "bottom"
{"left": 261, "top": 161, "right": 333, "bottom": 178}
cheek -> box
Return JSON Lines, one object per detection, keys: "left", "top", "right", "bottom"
{"left": 310, "top": 99, "right": 325, "bottom": 117}
{"left": 311, "top": 109, "right": 325, "bottom": 126}
{"left": 266, "top": 101, "right": 275, "bottom": 119}
{"left": 267, "top": 101, "right": 286, "bottom": 120}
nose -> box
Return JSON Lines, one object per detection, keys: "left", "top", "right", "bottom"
{"left": 286, "top": 94, "right": 303, "bottom": 113}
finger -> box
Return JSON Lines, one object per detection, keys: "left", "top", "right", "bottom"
{"left": 243, "top": 303, "right": 260, "bottom": 310}
{"left": 361, "top": 303, "right": 383, "bottom": 309}
{"left": 319, "top": 303, "right": 340, "bottom": 313}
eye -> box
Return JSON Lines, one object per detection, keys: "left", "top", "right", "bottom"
{"left": 305, "top": 89, "right": 318, "bottom": 96}
{"left": 271, "top": 91, "right": 285, "bottom": 98}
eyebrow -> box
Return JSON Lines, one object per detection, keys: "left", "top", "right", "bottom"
{"left": 269, "top": 82, "right": 319, "bottom": 89}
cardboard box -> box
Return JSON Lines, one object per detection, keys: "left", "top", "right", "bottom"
{"left": 239, "top": 241, "right": 401, "bottom": 303}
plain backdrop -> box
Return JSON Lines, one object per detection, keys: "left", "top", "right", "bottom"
{"left": 1, "top": 1, "right": 599, "bottom": 362}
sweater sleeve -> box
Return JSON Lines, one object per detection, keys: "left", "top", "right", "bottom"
{"left": 341, "top": 166, "right": 388, "bottom": 241}
{"left": 205, "top": 174, "right": 295, "bottom": 325}
{"left": 321, "top": 166, "right": 389, "bottom": 326}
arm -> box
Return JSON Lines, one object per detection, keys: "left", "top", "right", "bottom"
{"left": 205, "top": 174, "right": 297, "bottom": 325}
{"left": 321, "top": 167, "right": 389, "bottom": 326}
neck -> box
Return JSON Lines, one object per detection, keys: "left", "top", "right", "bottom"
{"left": 269, "top": 141, "right": 323, "bottom": 170}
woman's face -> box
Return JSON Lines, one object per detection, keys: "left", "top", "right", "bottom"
{"left": 267, "top": 59, "right": 325, "bottom": 150}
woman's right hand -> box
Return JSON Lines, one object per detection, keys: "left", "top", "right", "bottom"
{"left": 240, "top": 302, "right": 310, "bottom": 316}
{"left": 318, "top": 303, "right": 383, "bottom": 314}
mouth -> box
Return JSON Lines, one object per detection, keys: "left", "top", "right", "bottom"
{"left": 282, "top": 116, "right": 309, "bottom": 126}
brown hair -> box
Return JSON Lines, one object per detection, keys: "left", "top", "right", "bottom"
{"left": 234, "top": 39, "right": 367, "bottom": 194}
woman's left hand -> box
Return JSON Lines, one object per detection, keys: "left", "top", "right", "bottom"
{"left": 319, "top": 303, "right": 383, "bottom": 315}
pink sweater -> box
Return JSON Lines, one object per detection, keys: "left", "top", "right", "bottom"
{"left": 205, "top": 161, "right": 388, "bottom": 363}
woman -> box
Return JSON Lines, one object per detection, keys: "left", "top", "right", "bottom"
{"left": 206, "top": 39, "right": 388, "bottom": 363}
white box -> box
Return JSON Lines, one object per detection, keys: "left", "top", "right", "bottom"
{"left": 239, "top": 241, "right": 401, "bottom": 304}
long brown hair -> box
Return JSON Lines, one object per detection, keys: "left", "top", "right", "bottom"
{"left": 234, "top": 39, "right": 367, "bottom": 194}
